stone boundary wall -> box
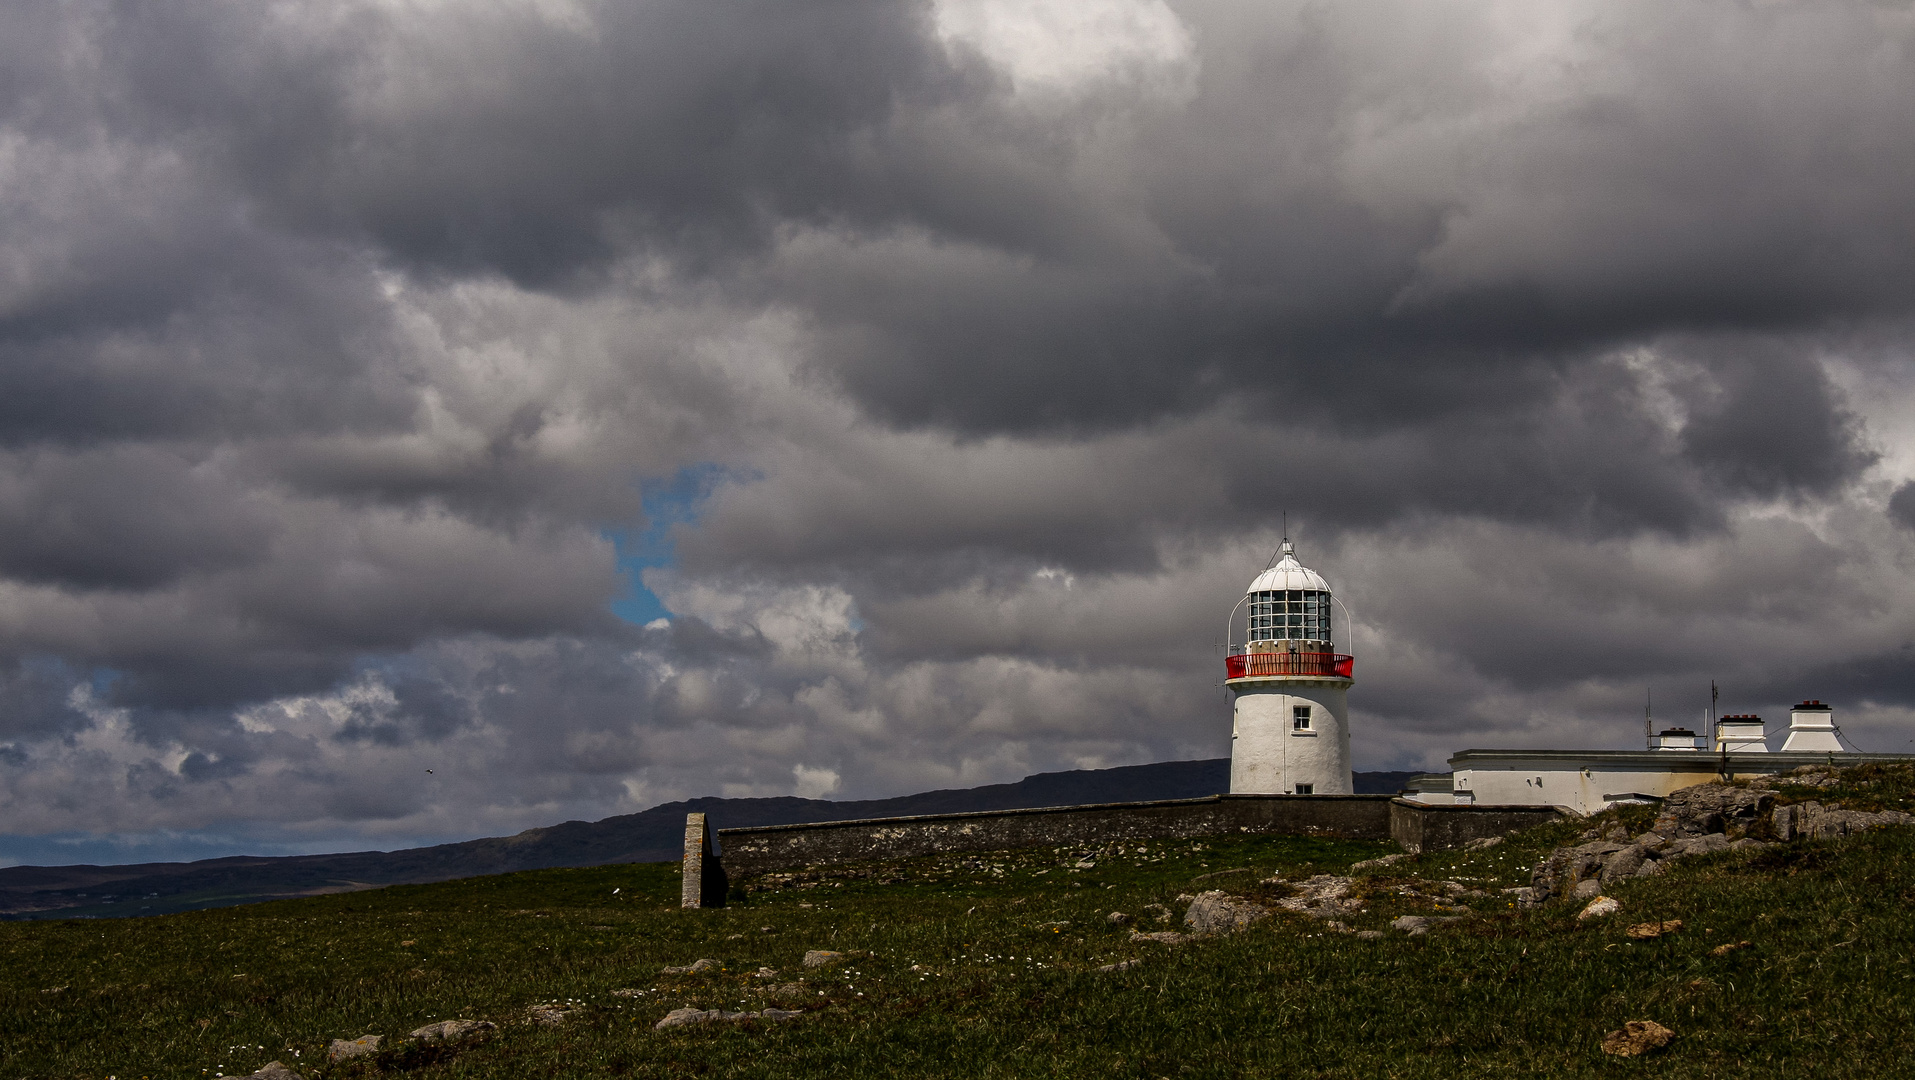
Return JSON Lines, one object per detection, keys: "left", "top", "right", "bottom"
{"left": 691, "top": 795, "right": 1567, "bottom": 893}
{"left": 1389, "top": 801, "right": 1563, "bottom": 854}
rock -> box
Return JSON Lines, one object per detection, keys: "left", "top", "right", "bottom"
{"left": 1036, "top": 920, "right": 1071, "bottom": 930}
{"left": 1625, "top": 920, "right": 1683, "bottom": 940}
{"left": 1651, "top": 783, "right": 1773, "bottom": 839}
{"left": 1184, "top": 891, "right": 1270, "bottom": 935}
{"left": 1354, "top": 930, "right": 1385, "bottom": 940}
{"left": 1710, "top": 940, "right": 1754, "bottom": 956}
{"left": 655, "top": 1006, "right": 800, "bottom": 1029}
{"left": 1571, "top": 879, "right": 1603, "bottom": 901}
{"left": 1141, "top": 903, "right": 1172, "bottom": 923}
{"left": 1529, "top": 840, "right": 1630, "bottom": 903}
{"left": 1598, "top": 845, "right": 1651, "bottom": 886}
{"left": 1107, "top": 911, "right": 1132, "bottom": 925}
{"left": 1351, "top": 853, "right": 1412, "bottom": 872}
{"left": 218, "top": 1065, "right": 301, "bottom": 1080}
{"left": 1663, "top": 833, "right": 1732, "bottom": 858}
{"left": 1272, "top": 875, "right": 1362, "bottom": 919}
{"left": 1096, "top": 959, "right": 1141, "bottom": 972}
{"left": 526, "top": 1004, "right": 573, "bottom": 1025}
{"left": 662, "top": 958, "right": 721, "bottom": 974}
{"left": 1577, "top": 896, "right": 1622, "bottom": 920}
{"left": 802, "top": 950, "right": 845, "bottom": 968}
{"left": 327, "top": 1035, "right": 381, "bottom": 1062}
{"left": 218, "top": 1064, "right": 303, "bottom": 1080}
{"left": 1129, "top": 930, "right": 1190, "bottom": 945}
{"left": 1601, "top": 1020, "right": 1675, "bottom": 1057}
{"left": 753, "top": 966, "right": 779, "bottom": 979}
{"left": 1389, "top": 915, "right": 1465, "bottom": 936}
{"left": 1463, "top": 836, "right": 1504, "bottom": 852}
{"left": 408, "top": 1019, "right": 497, "bottom": 1042}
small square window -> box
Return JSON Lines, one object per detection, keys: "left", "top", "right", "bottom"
{"left": 1292, "top": 706, "right": 1312, "bottom": 730}
{"left": 1294, "top": 783, "right": 1314, "bottom": 795}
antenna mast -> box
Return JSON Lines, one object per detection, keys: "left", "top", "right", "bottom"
{"left": 1644, "top": 689, "right": 1653, "bottom": 750}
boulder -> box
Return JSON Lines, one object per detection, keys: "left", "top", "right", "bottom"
{"left": 1106, "top": 911, "right": 1132, "bottom": 925}
{"left": 1462, "top": 836, "right": 1504, "bottom": 852}
{"left": 1577, "top": 896, "right": 1622, "bottom": 920}
{"left": 1354, "top": 930, "right": 1385, "bottom": 940}
{"left": 802, "top": 950, "right": 845, "bottom": 968}
{"left": 1601, "top": 1020, "right": 1675, "bottom": 1057}
{"left": 327, "top": 1035, "right": 381, "bottom": 1062}
{"left": 1351, "top": 853, "right": 1412, "bottom": 872}
{"left": 1571, "top": 879, "right": 1602, "bottom": 901}
{"left": 1096, "top": 959, "right": 1141, "bottom": 973}
{"left": 662, "top": 958, "right": 721, "bottom": 974}
{"left": 1184, "top": 891, "right": 1270, "bottom": 935}
{"left": 408, "top": 1019, "right": 496, "bottom": 1042}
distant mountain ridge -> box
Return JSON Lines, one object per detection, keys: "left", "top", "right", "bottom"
{"left": 0, "top": 761, "right": 1417, "bottom": 919}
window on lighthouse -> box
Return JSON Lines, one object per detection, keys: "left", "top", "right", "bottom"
{"left": 1293, "top": 706, "right": 1312, "bottom": 730}
{"left": 1248, "top": 590, "right": 1332, "bottom": 642}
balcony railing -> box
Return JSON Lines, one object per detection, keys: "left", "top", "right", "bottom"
{"left": 1225, "top": 650, "right": 1354, "bottom": 680}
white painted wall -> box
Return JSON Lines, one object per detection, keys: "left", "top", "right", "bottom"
{"left": 1229, "top": 680, "right": 1351, "bottom": 795}
{"left": 1446, "top": 749, "right": 1898, "bottom": 815}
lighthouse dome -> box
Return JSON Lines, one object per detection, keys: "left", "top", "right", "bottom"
{"left": 1242, "top": 541, "right": 1335, "bottom": 645}
{"left": 1247, "top": 542, "right": 1330, "bottom": 594}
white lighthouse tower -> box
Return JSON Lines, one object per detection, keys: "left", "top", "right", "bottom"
{"left": 1224, "top": 541, "right": 1354, "bottom": 795}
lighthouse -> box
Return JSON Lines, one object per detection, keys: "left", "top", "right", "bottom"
{"left": 1224, "top": 540, "right": 1355, "bottom": 795}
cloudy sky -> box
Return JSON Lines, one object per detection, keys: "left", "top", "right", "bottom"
{"left": 3, "top": 0, "right": 1914, "bottom": 865}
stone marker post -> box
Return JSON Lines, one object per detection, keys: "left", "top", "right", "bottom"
{"left": 681, "top": 813, "right": 727, "bottom": 908}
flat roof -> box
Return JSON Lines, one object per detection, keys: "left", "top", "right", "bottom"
{"left": 1449, "top": 749, "right": 1915, "bottom": 769}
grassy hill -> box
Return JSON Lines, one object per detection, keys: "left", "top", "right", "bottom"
{"left": 4, "top": 769, "right": 1912, "bottom": 1078}
{"left": 0, "top": 762, "right": 1416, "bottom": 920}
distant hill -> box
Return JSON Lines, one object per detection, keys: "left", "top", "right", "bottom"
{"left": 0, "top": 761, "right": 1417, "bottom": 919}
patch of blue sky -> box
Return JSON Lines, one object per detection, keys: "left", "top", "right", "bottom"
{"left": 609, "top": 463, "right": 747, "bottom": 626}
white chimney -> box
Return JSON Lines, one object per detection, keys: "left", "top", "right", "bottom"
{"left": 1654, "top": 727, "right": 1705, "bottom": 751}
{"left": 1716, "top": 714, "right": 1768, "bottom": 753}
{"left": 1780, "top": 700, "right": 1843, "bottom": 753}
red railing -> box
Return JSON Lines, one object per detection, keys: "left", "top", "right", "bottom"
{"left": 1225, "top": 651, "right": 1354, "bottom": 680}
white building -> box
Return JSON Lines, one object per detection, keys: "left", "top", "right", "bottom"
{"left": 1408, "top": 701, "right": 1883, "bottom": 814}
{"left": 1224, "top": 541, "right": 1354, "bottom": 795}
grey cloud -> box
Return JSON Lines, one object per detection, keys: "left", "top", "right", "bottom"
{"left": 1889, "top": 481, "right": 1915, "bottom": 531}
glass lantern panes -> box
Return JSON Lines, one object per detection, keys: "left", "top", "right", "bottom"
{"left": 1247, "top": 590, "right": 1332, "bottom": 643}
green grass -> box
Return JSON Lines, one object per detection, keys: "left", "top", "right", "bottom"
{"left": 5, "top": 802, "right": 1915, "bottom": 1079}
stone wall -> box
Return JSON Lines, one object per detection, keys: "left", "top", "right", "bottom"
{"left": 1389, "top": 800, "right": 1563, "bottom": 854}
{"left": 702, "top": 794, "right": 1566, "bottom": 885}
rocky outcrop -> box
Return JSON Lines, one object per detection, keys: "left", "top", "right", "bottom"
{"left": 1528, "top": 774, "right": 1914, "bottom": 906}
{"left": 1771, "top": 801, "right": 1913, "bottom": 841}
{"left": 1268, "top": 875, "right": 1363, "bottom": 920}
{"left": 1650, "top": 785, "right": 1773, "bottom": 838}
